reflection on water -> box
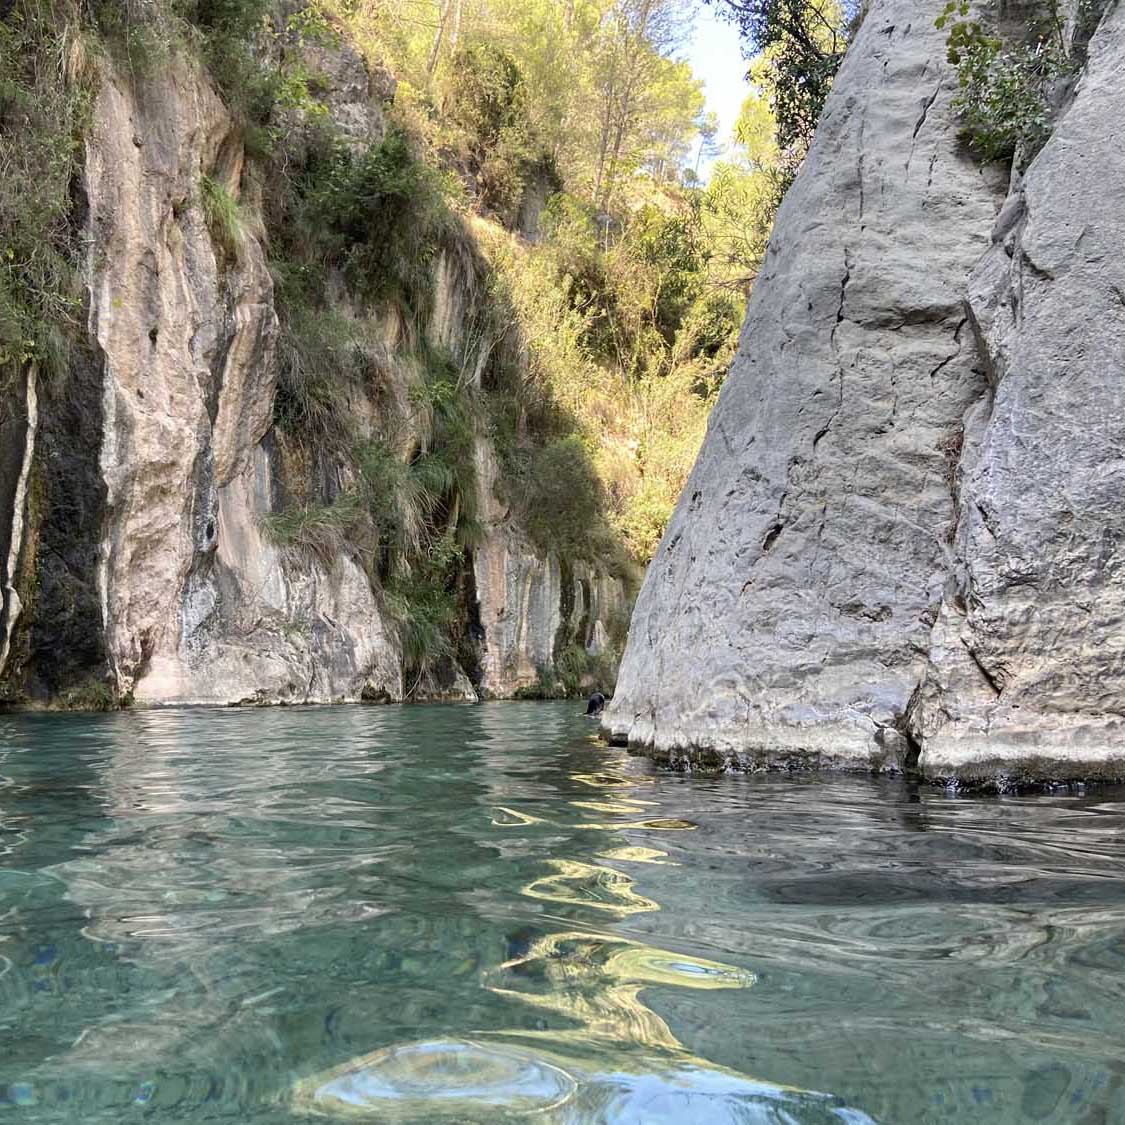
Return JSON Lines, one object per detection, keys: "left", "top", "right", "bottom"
{"left": 0, "top": 704, "right": 1124, "bottom": 1121}
{"left": 485, "top": 928, "right": 754, "bottom": 1052}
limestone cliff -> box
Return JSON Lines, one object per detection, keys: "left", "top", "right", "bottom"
{"left": 912, "top": 6, "right": 1125, "bottom": 780}
{"left": 0, "top": 31, "right": 626, "bottom": 708}
{"left": 605, "top": 0, "right": 1125, "bottom": 785}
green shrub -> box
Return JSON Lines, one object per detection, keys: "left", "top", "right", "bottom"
{"left": 384, "top": 530, "right": 463, "bottom": 687}
{"left": 511, "top": 434, "right": 607, "bottom": 561}
{"left": 199, "top": 174, "right": 242, "bottom": 259}
{"left": 176, "top": 0, "right": 276, "bottom": 121}
{"left": 416, "top": 342, "right": 481, "bottom": 533}
{"left": 0, "top": 0, "right": 90, "bottom": 392}
{"left": 303, "top": 127, "right": 456, "bottom": 312}
{"left": 259, "top": 495, "right": 362, "bottom": 565}
{"left": 516, "top": 644, "right": 620, "bottom": 699}
{"left": 88, "top": 0, "right": 183, "bottom": 78}
{"left": 272, "top": 292, "right": 369, "bottom": 445}
{"left": 62, "top": 678, "right": 123, "bottom": 712}
{"left": 356, "top": 440, "right": 445, "bottom": 567}
{"left": 937, "top": 0, "right": 1075, "bottom": 167}
{"left": 265, "top": 124, "right": 460, "bottom": 462}
{"left": 442, "top": 42, "right": 539, "bottom": 218}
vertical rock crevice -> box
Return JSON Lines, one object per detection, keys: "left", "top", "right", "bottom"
{"left": 912, "top": 1, "right": 1125, "bottom": 782}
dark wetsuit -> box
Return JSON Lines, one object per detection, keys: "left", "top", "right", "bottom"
{"left": 585, "top": 691, "right": 606, "bottom": 716}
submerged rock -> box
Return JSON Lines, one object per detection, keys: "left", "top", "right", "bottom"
{"left": 605, "top": 0, "right": 1125, "bottom": 786}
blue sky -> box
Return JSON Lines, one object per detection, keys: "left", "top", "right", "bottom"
{"left": 684, "top": 4, "right": 751, "bottom": 179}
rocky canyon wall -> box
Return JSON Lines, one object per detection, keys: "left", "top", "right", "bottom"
{"left": 605, "top": 0, "right": 1125, "bottom": 786}
{"left": 0, "top": 37, "right": 626, "bottom": 709}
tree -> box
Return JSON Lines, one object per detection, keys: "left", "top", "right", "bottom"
{"left": 693, "top": 109, "right": 722, "bottom": 175}
{"left": 693, "top": 90, "right": 781, "bottom": 293}
{"left": 590, "top": 0, "right": 692, "bottom": 212}
{"left": 707, "top": 0, "right": 848, "bottom": 188}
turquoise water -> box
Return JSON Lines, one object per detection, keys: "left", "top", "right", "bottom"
{"left": 0, "top": 703, "right": 1123, "bottom": 1122}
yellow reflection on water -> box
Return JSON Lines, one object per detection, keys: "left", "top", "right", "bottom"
{"left": 485, "top": 930, "right": 755, "bottom": 1055}
{"left": 576, "top": 817, "right": 699, "bottom": 831}
{"left": 569, "top": 798, "right": 655, "bottom": 814}
{"left": 569, "top": 772, "right": 644, "bottom": 789}
{"left": 520, "top": 859, "right": 659, "bottom": 915}
{"left": 596, "top": 845, "right": 675, "bottom": 865}
{"left": 490, "top": 805, "right": 544, "bottom": 827}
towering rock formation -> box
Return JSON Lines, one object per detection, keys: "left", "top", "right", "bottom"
{"left": 0, "top": 37, "right": 625, "bottom": 709}
{"left": 912, "top": 7, "right": 1125, "bottom": 780}
{"left": 605, "top": 0, "right": 1125, "bottom": 785}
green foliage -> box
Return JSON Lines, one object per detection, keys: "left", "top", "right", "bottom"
{"left": 177, "top": 0, "right": 275, "bottom": 120}
{"left": 384, "top": 530, "right": 462, "bottom": 686}
{"left": 0, "top": 0, "right": 89, "bottom": 390}
{"left": 513, "top": 435, "right": 606, "bottom": 560}
{"left": 937, "top": 0, "right": 1075, "bottom": 167}
{"left": 476, "top": 181, "right": 738, "bottom": 568}
{"left": 260, "top": 495, "right": 362, "bottom": 565}
{"left": 442, "top": 42, "right": 540, "bottom": 218}
{"left": 88, "top": 0, "right": 182, "bottom": 77}
{"left": 356, "top": 440, "right": 445, "bottom": 567}
{"left": 199, "top": 174, "right": 242, "bottom": 260}
{"left": 179, "top": 0, "right": 271, "bottom": 38}
{"left": 516, "top": 644, "right": 620, "bottom": 699}
{"left": 428, "top": 415, "right": 482, "bottom": 545}
{"left": 700, "top": 90, "right": 783, "bottom": 288}
{"left": 272, "top": 292, "right": 370, "bottom": 445}
{"left": 709, "top": 0, "right": 849, "bottom": 189}
{"left": 272, "top": 125, "right": 455, "bottom": 314}
{"left": 61, "top": 678, "right": 124, "bottom": 712}
{"left": 934, "top": 0, "right": 1000, "bottom": 63}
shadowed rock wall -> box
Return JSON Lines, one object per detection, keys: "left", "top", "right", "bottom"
{"left": 0, "top": 42, "right": 625, "bottom": 708}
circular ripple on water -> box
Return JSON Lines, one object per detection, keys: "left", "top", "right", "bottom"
{"left": 304, "top": 1039, "right": 577, "bottom": 1118}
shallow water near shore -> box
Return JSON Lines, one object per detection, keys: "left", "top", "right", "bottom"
{"left": 0, "top": 702, "right": 1123, "bottom": 1122}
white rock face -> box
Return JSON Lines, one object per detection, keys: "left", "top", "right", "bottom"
{"left": 913, "top": 5, "right": 1125, "bottom": 781}
{"left": 86, "top": 63, "right": 401, "bottom": 706}
{"left": 606, "top": 0, "right": 1005, "bottom": 769}
{"left": 606, "top": 0, "right": 1125, "bottom": 784}
{"left": 0, "top": 367, "right": 38, "bottom": 681}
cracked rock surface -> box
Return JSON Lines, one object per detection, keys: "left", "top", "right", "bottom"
{"left": 911, "top": 4, "right": 1125, "bottom": 782}
{"left": 605, "top": 0, "right": 1011, "bottom": 773}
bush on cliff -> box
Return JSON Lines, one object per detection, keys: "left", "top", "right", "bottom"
{"left": 0, "top": 0, "right": 89, "bottom": 390}
{"left": 937, "top": 0, "right": 1102, "bottom": 168}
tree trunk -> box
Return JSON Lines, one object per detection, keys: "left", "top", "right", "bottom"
{"left": 427, "top": 0, "right": 450, "bottom": 75}
{"left": 450, "top": 0, "right": 463, "bottom": 52}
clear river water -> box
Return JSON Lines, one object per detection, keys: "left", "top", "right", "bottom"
{"left": 0, "top": 702, "right": 1123, "bottom": 1123}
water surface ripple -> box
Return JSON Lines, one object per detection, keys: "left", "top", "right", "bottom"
{"left": 0, "top": 703, "right": 1123, "bottom": 1121}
